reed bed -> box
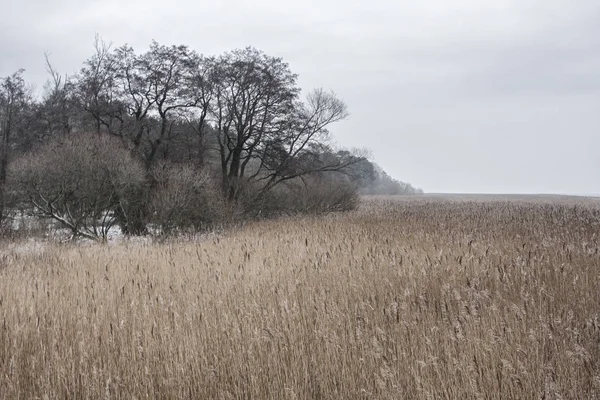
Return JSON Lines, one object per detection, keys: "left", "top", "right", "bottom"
{"left": 1, "top": 195, "right": 599, "bottom": 399}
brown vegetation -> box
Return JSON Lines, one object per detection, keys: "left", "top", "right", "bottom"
{"left": 1, "top": 196, "right": 599, "bottom": 398}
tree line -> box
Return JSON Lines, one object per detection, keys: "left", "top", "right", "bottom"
{"left": 0, "top": 37, "right": 422, "bottom": 240}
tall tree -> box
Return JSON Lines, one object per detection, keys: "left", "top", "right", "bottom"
{"left": 40, "top": 55, "right": 76, "bottom": 137}
{"left": 209, "top": 47, "right": 299, "bottom": 199}
{"left": 77, "top": 35, "right": 123, "bottom": 136}
{"left": 206, "top": 48, "right": 358, "bottom": 204}
{"left": 109, "top": 42, "right": 200, "bottom": 166}
{"left": 0, "top": 70, "right": 30, "bottom": 222}
{"left": 187, "top": 56, "right": 218, "bottom": 167}
{"left": 253, "top": 88, "right": 352, "bottom": 194}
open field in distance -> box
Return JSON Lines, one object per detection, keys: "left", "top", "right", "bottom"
{"left": 1, "top": 195, "right": 600, "bottom": 399}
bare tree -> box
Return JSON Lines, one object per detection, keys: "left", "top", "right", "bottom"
{"left": 41, "top": 54, "right": 76, "bottom": 136}
{"left": 187, "top": 56, "right": 218, "bottom": 167}
{"left": 253, "top": 88, "right": 352, "bottom": 194}
{"left": 109, "top": 42, "right": 200, "bottom": 166}
{"left": 0, "top": 70, "right": 30, "bottom": 222}
{"left": 187, "top": 47, "right": 367, "bottom": 214}
{"left": 77, "top": 35, "right": 124, "bottom": 136}
{"left": 209, "top": 47, "right": 300, "bottom": 199}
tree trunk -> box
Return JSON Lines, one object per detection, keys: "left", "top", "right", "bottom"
{"left": 114, "top": 199, "right": 148, "bottom": 236}
{"left": 114, "top": 183, "right": 149, "bottom": 236}
{"left": 227, "top": 146, "right": 243, "bottom": 201}
{"left": 0, "top": 108, "right": 12, "bottom": 223}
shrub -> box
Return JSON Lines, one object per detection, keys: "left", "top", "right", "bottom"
{"left": 240, "top": 176, "right": 359, "bottom": 217}
{"left": 149, "top": 162, "right": 227, "bottom": 234}
{"left": 8, "top": 133, "right": 147, "bottom": 240}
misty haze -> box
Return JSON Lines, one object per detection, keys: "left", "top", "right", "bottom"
{"left": 1, "top": 0, "right": 599, "bottom": 398}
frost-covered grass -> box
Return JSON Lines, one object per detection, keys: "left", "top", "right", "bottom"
{"left": 1, "top": 195, "right": 600, "bottom": 398}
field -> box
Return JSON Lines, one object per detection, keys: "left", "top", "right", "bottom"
{"left": 1, "top": 195, "right": 600, "bottom": 399}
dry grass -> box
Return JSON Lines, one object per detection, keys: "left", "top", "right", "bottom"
{"left": 1, "top": 195, "right": 600, "bottom": 399}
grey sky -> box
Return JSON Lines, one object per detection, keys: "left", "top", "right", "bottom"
{"left": 2, "top": 0, "right": 599, "bottom": 194}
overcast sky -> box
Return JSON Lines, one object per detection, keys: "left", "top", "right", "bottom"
{"left": 2, "top": 0, "right": 599, "bottom": 194}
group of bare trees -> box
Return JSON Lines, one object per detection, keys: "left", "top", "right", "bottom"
{"left": 0, "top": 38, "right": 417, "bottom": 239}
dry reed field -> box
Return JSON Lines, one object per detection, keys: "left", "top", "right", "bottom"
{"left": 1, "top": 195, "right": 600, "bottom": 399}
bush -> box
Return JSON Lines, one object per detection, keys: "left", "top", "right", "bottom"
{"left": 149, "top": 163, "right": 227, "bottom": 234}
{"left": 8, "top": 133, "right": 147, "bottom": 240}
{"left": 240, "top": 176, "right": 359, "bottom": 217}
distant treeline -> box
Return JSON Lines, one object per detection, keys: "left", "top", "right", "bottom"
{"left": 361, "top": 165, "right": 423, "bottom": 195}
{"left": 0, "top": 38, "right": 421, "bottom": 239}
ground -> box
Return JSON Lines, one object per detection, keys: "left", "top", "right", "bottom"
{"left": 1, "top": 195, "right": 599, "bottom": 399}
